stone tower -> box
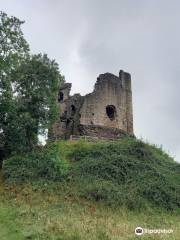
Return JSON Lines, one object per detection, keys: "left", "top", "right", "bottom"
{"left": 52, "top": 70, "right": 133, "bottom": 139}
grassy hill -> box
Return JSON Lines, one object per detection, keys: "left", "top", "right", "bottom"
{"left": 0, "top": 137, "right": 180, "bottom": 239}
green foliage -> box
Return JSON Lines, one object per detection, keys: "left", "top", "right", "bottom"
{"left": 0, "top": 11, "right": 29, "bottom": 158}
{"left": 3, "top": 142, "right": 69, "bottom": 183}
{"left": 0, "top": 11, "right": 64, "bottom": 157}
{"left": 2, "top": 137, "right": 180, "bottom": 210}
{"left": 0, "top": 182, "right": 179, "bottom": 240}
{"left": 78, "top": 179, "right": 145, "bottom": 210}
{"left": 11, "top": 54, "right": 63, "bottom": 151}
{"left": 0, "top": 11, "right": 29, "bottom": 74}
{"left": 70, "top": 138, "right": 180, "bottom": 210}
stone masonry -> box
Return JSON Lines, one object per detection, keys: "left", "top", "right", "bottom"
{"left": 52, "top": 70, "right": 133, "bottom": 139}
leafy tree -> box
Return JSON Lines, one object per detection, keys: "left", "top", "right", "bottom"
{"left": 0, "top": 11, "right": 29, "bottom": 161}
{"left": 12, "top": 54, "right": 63, "bottom": 151}
{"left": 0, "top": 12, "right": 63, "bottom": 162}
{"left": 0, "top": 11, "right": 29, "bottom": 69}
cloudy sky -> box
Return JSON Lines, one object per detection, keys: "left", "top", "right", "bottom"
{"left": 1, "top": 0, "right": 180, "bottom": 162}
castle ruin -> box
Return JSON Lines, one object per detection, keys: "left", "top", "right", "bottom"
{"left": 52, "top": 70, "right": 133, "bottom": 140}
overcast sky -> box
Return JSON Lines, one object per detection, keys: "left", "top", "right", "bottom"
{"left": 1, "top": 0, "right": 180, "bottom": 162}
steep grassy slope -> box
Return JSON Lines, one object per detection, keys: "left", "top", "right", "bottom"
{"left": 3, "top": 137, "right": 180, "bottom": 210}
{"left": 1, "top": 137, "right": 180, "bottom": 239}
{"left": 0, "top": 182, "right": 180, "bottom": 240}
{"left": 69, "top": 138, "right": 180, "bottom": 210}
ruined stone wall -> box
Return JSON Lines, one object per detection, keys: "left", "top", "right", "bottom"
{"left": 52, "top": 70, "right": 134, "bottom": 140}
{"left": 80, "top": 71, "right": 133, "bottom": 135}
{"left": 120, "top": 70, "right": 133, "bottom": 135}
{"left": 80, "top": 73, "right": 125, "bottom": 131}
{"left": 53, "top": 89, "right": 84, "bottom": 139}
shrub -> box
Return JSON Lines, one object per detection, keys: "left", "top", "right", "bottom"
{"left": 2, "top": 137, "right": 180, "bottom": 210}
{"left": 3, "top": 142, "right": 69, "bottom": 183}
{"left": 78, "top": 178, "right": 145, "bottom": 209}
{"left": 71, "top": 138, "right": 180, "bottom": 210}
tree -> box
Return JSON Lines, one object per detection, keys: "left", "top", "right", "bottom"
{"left": 0, "top": 12, "right": 63, "bottom": 161}
{"left": 11, "top": 54, "right": 63, "bottom": 151}
{"left": 0, "top": 11, "right": 29, "bottom": 161}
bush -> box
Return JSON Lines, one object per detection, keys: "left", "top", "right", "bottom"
{"left": 78, "top": 178, "right": 145, "bottom": 209}
{"left": 71, "top": 138, "right": 180, "bottom": 210}
{"left": 3, "top": 142, "right": 69, "bottom": 183}
{"left": 2, "top": 138, "right": 180, "bottom": 210}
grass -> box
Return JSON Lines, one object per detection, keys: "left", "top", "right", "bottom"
{"left": 0, "top": 181, "right": 179, "bottom": 240}
{"left": 1, "top": 138, "right": 180, "bottom": 239}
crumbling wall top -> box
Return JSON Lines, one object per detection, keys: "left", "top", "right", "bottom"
{"left": 60, "top": 82, "right": 72, "bottom": 91}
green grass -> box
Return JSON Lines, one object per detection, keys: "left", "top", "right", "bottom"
{"left": 0, "top": 182, "right": 179, "bottom": 240}
{"left": 1, "top": 138, "right": 180, "bottom": 239}
{"left": 68, "top": 139, "right": 180, "bottom": 210}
